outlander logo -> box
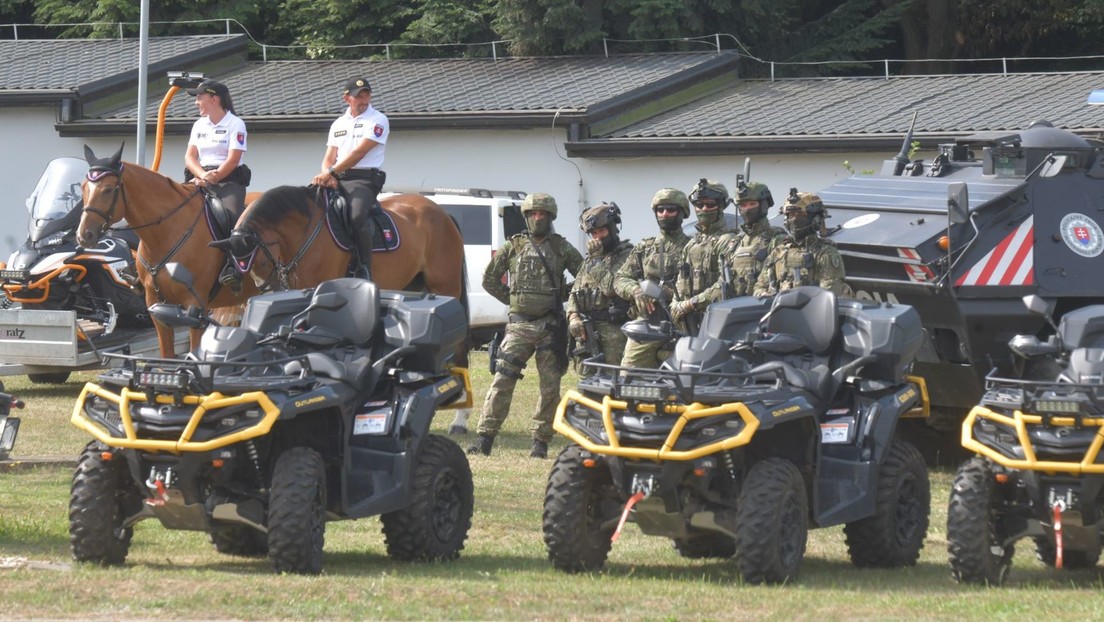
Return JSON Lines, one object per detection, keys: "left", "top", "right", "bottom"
{"left": 4, "top": 328, "right": 24, "bottom": 339}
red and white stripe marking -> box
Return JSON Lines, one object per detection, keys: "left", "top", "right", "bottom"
{"left": 898, "top": 248, "right": 935, "bottom": 282}
{"left": 955, "top": 216, "right": 1034, "bottom": 286}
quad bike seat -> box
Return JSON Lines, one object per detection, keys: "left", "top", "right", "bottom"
{"left": 757, "top": 287, "right": 839, "bottom": 355}
{"left": 299, "top": 278, "right": 379, "bottom": 347}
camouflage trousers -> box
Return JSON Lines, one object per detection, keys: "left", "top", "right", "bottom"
{"left": 476, "top": 316, "right": 564, "bottom": 443}
{"left": 619, "top": 336, "right": 672, "bottom": 370}
{"left": 575, "top": 321, "right": 628, "bottom": 377}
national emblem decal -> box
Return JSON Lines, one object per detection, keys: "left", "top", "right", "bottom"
{"left": 373, "top": 124, "right": 384, "bottom": 138}
{"left": 1060, "top": 213, "right": 1104, "bottom": 258}
{"left": 236, "top": 132, "right": 245, "bottom": 145}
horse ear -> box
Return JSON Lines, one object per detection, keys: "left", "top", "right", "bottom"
{"left": 84, "top": 144, "right": 96, "bottom": 165}
{"left": 110, "top": 142, "right": 125, "bottom": 167}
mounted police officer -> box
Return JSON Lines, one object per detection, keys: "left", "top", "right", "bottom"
{"left": 753, "top": 189, "right": 850, "bottom": 296}
{"left": 613, "top": 188, "right": 691, "bottom": 369}
{"left": 670, "top": 179, "right": 738, "bottom": 327}
{"left": 697, "top": 181, "right": 786, "bottom": 301}
{"left": 567, "top": 202, "right": 634, "bottom": 376}
{"left": 469, "top": 192, "right": 583, "bottom": 458}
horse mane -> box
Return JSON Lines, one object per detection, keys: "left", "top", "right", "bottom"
{"left": 238, "top": 185, "right": 318, "bottom": 229}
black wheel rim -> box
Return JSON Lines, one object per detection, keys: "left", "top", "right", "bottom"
{"left": 779, "top": 491, "right": 804, "bottom": 568}
{"left": 894, "top": 474, "right": 921, "bottom": 545}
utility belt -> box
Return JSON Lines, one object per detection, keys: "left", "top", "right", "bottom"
{"left": 509, "top": 311, "right": 555, "bottom": 323}
{"left": 184, "top": 164, "right": 252, "bottom": 187}
{"left": 343, "top": 167, "right": 387, "bottom": 187}
{"left": 583, "top": 307, "right": 630, "bottom": 323}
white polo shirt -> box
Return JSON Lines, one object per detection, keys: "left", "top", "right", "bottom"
{"left": 326, "top": 105, "right": 389, "bottom": 170}
{"left": 188, "top": 111, "right": 247, "bottom": 167}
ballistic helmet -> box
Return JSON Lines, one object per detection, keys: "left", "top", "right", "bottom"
{"left": 782, "top": 188, "right": 828, "bottom": 239}
{"left": 736, "top": 181, "right": 774, "bottom": 226}
{"left": 580, "top": 202, "right": 621, "bottom": 234}
{"left": 688, "top": 178, "right": 730, "bottom": 208}
{"left": 521, "top": 192, "right": 557, "bottom": 220}
{"left": 650, "top": 188, "right": 690, "bottom": 218}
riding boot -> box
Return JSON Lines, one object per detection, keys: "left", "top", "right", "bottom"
{"left": 353, "top": 218, "right": 375, "bottom": 281}
{"left": 218, "top": 259, "right": 242, "bottom": 291}
{"left": 467, "top": 434, "right": 495, "bottom": 456}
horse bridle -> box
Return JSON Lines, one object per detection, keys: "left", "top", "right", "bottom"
{"left": 82, "top": 166, "right": 127, "bottom": 237}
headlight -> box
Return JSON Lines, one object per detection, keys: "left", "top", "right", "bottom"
{"left": 0, "top": 269, "right": 29, "bottom": 281}
{"left": 1032, "top": 399, "right": 1081, "bottom": 415}
{"left": 617, "top": 384, "right": 665, "bottom": 400}
{"left": 138, "top": 370, "right": 188, "bottom": 390}
{"left": 42, "top": 234, "right": 65, "bottom": 247}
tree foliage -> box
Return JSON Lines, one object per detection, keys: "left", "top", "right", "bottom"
{"left": 2, "top": 0, "right": 1104, "bottom": 74}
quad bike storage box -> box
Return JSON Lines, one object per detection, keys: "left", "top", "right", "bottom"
{"left": 1058, "top": 305, "right": 1104, "bottom": 383}
{"left": 838, "top": 300, "right": 923, "bottom": 383}
{"left": 380, "top": 291, "right": 467, "bottom": 372}
{"left": 240, "top": 289, "right": 316, "bottom": 335}
{"left": 700, "top": 295, "right": 774, "bottom": 342}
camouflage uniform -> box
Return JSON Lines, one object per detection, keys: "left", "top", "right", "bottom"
{"left": 672, "top": 179, "right": 738, "bottom": 327}
{"left": 614, "top": 188, "right": 691, "bottom": 369}
{"left": 470, "top": 192, "right": 583, "bottom": 457}
{"left": 699, "top": 181, "right": 786, "bottom": 300}
{"left": 568, "top": 203, "right": 634, "bottom": 376}
{"left": 753, "top": 190, "right": 850, "bottom": 296}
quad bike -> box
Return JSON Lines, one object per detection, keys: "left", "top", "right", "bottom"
{"left": 948, "top": 295, "right": 1104, "bottom": 585}
{"left": 68, "top": 267, "right": 475, "bottom": 574}
{"left": 543, "top": 283, "right": 932, "bottom": 584}
{"left": 1, "top": 157, "right": 148, "bottom": 383}
{"left": 0, "top": 380, "right": 26, "bottom": 461}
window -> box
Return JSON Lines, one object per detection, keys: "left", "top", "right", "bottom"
{"left": 439, "top": 204, "right": 492, "bottom": 245}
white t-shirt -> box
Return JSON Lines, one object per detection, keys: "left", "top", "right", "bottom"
{"left": 188, "top": 111, "right": 247, "bottom": 168}
{"left": 326, "top": 105, "right": 389, "bottom": 170}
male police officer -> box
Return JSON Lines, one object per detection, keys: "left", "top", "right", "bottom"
{"left": 670, "top": 179, "right": 738, "bottom": 327}
{"left": 567, "top": 202, "right": 634, "bottom": 375}
{"left": 753, "top": 189, "right": 850, "bottom": 296}
{"left": 469, "top": 193, "right": 583, "bottom": 458}
{"left": 613, "top": 188, "right": 691, "bottom": 369}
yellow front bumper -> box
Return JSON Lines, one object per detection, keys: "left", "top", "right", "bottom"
{"left": 962, "top": 405, "right": 1104, "bottom": 475}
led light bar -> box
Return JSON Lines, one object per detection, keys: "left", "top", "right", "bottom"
{"left": 0, "top": 269, "right": 30, "bottom": 281}
{"left": 1033, "top": 399, "right": 1081, "bottom": 414}
{"left": 139, "top": 370, "right": 187, "bottom": 390}
{"left": 618, "top": 384, "right": 665, "bottom": 400}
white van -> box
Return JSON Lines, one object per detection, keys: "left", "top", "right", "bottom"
{"left": 383, "top": 187, "right": 528, "bottom": 346}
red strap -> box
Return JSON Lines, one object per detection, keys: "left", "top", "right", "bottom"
{"left": 1054, "top": 503, "right": 1064, "bottom": 570}
{"left": 612, "top": 491, "right": 646, "bottom": 543}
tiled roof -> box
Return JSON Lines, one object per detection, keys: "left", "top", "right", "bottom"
{"left": 0, "top": 35, "right": 243, "bottom": 92}
{"left": 97, "top": 53, "right": 724, "bottom": 120}
{"left": 609, "top": 72, "right": 1104, "bottom": 138}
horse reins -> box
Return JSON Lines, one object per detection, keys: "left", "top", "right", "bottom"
{"left": 253, "top": 203, "right": 327, "bottom": 291}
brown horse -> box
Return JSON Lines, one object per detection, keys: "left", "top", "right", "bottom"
{"left": 77, "top": 145, "right": 261, "bottom": 358}
{"left": 229, "top": 185, "right": 474, "bottom": 432}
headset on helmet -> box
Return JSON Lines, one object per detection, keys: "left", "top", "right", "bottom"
{"left": 736, "top": 181, "right": 774, "bottom": 208}
{"left": 689, "top": 178, "right": 730, "bottom": 207}
{"left": 580, "top": 202, "right": 622, "bottom": 233}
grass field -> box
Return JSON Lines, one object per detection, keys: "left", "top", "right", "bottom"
{"left": 3, "top": 353, "right": 1104, "bottom": 620}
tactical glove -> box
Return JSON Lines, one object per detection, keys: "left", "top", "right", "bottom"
{"left": 568, "top": 316, "right": 586, "bottom": 340}
{"left": 631, "top": 286, "right": 654, "bottom": 317}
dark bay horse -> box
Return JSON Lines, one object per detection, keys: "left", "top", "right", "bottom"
{"left": 222, "top": 185, "right": 474, "bottom": 432}
{"left": 77, "top": 145, "right": 262, "bottom": 358}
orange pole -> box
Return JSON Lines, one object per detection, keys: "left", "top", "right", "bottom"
{"left": 150, "top": 85, "right": 181, "bottom": 172}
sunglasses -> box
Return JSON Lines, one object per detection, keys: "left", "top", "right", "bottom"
{"left": 653, "top": 205, "right": 681, "bottom": 214}
{"left": 692, "top": 200, "right": 720, "bottom": 209}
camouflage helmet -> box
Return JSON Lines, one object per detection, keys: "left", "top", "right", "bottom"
{"left": 650, "top": 187, "right": 690, "bottom": 218}
{"left": 781, "top": 188, "right": 826, "bottom": 217}
{"left": 736, "top": 181, "right": 774, "bottom": 208}
{"left": 580, "top": 201, "right": 622, "bottom": 233}
{"left": 520, "top": 192, "right": 557, "bottom": 220}
{"left": 688, "top": 178, "right": 730, "bottom": 207}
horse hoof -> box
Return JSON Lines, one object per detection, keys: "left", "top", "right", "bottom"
{"left": 448, "top": 425, "right": 468, "bottom": 436}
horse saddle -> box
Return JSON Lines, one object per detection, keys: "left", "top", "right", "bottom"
{"left": 203, "top": 192, "right": 239, "bottom": 242}
{"left": 324, "top": 189, "right": 401, "bottom": 253}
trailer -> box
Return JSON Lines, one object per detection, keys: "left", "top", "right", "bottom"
{"left": 0, "top": 308, "right": 188, "bottom": 383}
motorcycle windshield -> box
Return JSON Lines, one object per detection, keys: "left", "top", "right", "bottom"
{"left": 26, "top": 157, "right": 88, "bottom": 222}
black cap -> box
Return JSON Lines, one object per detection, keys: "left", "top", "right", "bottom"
{"left": 344, "top": 77, "right": 371, "bottom": 96}
{"left": 186, "top": 79, "right": 230, "bottom": 99}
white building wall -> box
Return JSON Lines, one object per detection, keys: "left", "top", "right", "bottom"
{"left": 1, "top": 108, "right": 887, "bottom": 260}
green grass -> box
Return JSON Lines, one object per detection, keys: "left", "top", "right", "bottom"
{"left": 3, "top": 354, "right": 1104, "bottom": 619}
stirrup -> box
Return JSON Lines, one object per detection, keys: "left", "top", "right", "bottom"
{"left": 218, "top": 264, "right": 241, "bottom": 286}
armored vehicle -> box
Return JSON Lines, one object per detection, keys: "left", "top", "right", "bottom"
{"left": 819, "top": 121, "right": 1104, "bottom": 441}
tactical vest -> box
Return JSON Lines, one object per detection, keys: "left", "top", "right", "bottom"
{"left": 768, "top": 238, "right": 837, "bottom": 291}
{"left": 638, "top": 232, "right": 689, "bottom": 285}
{"left": 678, "top": 229, "right": 736, "bottom": 300}
{"left": 572, "top": 241, "right": 633, "bottom": 322}
{"left": 509, "top": 234, "right": 565, "bottom": 317}
{"left": 729, "top": 226, "right": 785, "bottom": 296}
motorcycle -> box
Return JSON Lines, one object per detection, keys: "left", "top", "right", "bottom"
{"left": 544, "top": 284, "right": 931, "bottom": 584}
{"left": 69, "top": 265, "right": 475, "bottom": 574}
{"left": 1, "top": 157, "right": 148, "bottom": 333}
{"left": 948, "top": 295, "right": 1104, "bottom": 585}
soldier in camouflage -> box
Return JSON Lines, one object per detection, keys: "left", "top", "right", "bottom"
{"left": 468, "top": 192, "right": 584, "bottom": 459}
{"left": 613, "top": 188, "right": 691, "bottom": 369}
{"left": 567, "top": 202, "right": 634, "bottom": 376}
{"left": 697, "top": 181, "right": 787, "bottom": 301}
{"left": 753, "top": 189, "right": 850, "bottom": 296}
{"left": 670, "top": 179, "right": 738, "bottom": 327}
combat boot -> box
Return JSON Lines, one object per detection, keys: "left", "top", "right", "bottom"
{"left": 467, "top": 433, "right": 495, "bottom": 456}
{"left": 529, "top": 439, "right": 548, "bottom": 459}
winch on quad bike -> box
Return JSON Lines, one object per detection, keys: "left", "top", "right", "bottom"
{"left": 68, "top": 267, "right": 475, "bottom": 574}
{"left": 1, "top": 157, "right": 147, "bottom": 332}
{"left": 948, "top": 295, "right": 1104, "bottom": 585}
{"left": 543, "top": 283, "right": 932, "bottom": 584}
